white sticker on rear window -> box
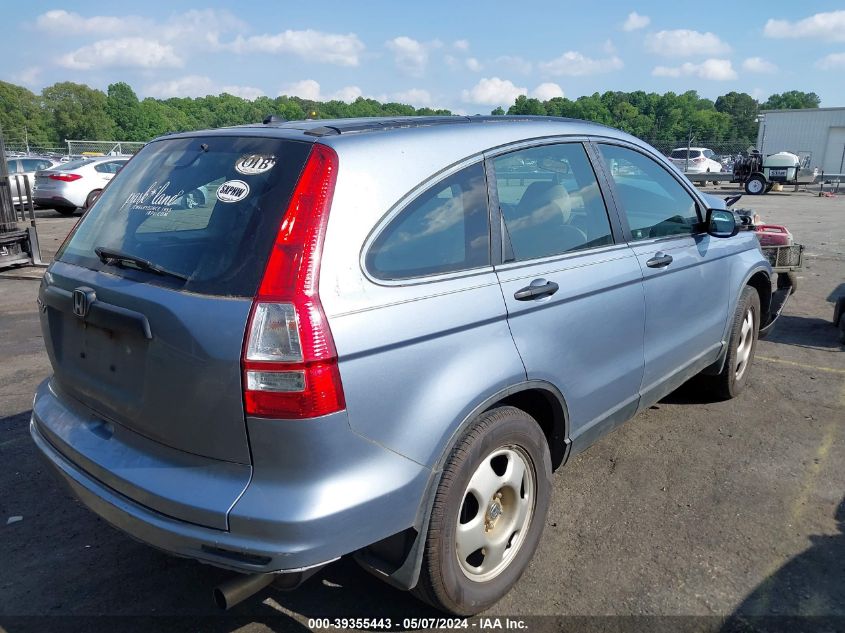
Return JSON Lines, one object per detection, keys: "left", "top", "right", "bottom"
{"left": 216, "top": 180, "right": 250, "bottom": 203}
{"left": 235, "top": 154, "right": 276, "bottom": 175}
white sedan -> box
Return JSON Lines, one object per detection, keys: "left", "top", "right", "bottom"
{"left": 33, "top": 156, "right": 130, "bottom": 216}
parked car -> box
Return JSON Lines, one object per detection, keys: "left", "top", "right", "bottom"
{"left": 4, "top": 156, "right": 61, "bottom": 206}
{"left": 31, "top": 116, "right": 784, "bottom": 615}
{"left": 668, "top": 147, "right": 723, "bottom": 174}
{"left": 33, "top": 156, "right": 129, "bottom": 215}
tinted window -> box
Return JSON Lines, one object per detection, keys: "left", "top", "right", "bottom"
{"left": 598, "top": 144, "right": 700, "bottom": 241}
{"left": 493, "top": 143, "right": 612, "bottom": 261}
{"left": 94, "top": 160, "right": 126, "bottom": 174}
{"left": 21, "top": 159, "right": 52, "bottom": 171}
{"left": 5, "top": 160, "right": 19, "bottom": 174}
{"left": 670, "top": 149, "right": 701, "bottom": 159}
{"left": 58, "top": 136, "right": 311, "bottom": 297}
{"left": 367, "top": 163, "right": 489, "bottom": 279}
{"left": 56, "top": 158, "right": 95, "bottom": 172}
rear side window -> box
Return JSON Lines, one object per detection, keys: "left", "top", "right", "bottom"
{"left": 57, "top": 136, "right": 312, "bottom": 297}
{"left": 366, "top": 162, "right": 490, "bottom": 280}
{"left": 21, "top": 159, "right": 52, "bottom": 171}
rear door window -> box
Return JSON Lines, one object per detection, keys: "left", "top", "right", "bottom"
{"left": 57, "top": 135, "right": 312, "bottom": 297}
{"left": 492, "top": 142, "right": 613, "bottom": 261}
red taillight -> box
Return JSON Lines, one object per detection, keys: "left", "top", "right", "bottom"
{"left": 242, "top": 143, "right": 345, "bottom": 419}
{"left": 693, "top": 157, "right": 706, "bottom": 163}
{"left": 48, "top": 173, "right": 82, "bottom": 182}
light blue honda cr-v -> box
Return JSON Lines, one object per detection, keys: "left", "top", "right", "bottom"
{"left": 31, "top": 116, "right": 787, "bottom": 614}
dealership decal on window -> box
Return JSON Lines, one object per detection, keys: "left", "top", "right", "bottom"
{"left": 216, "top": 180, "right": 250, "bottom": 203}
{"left": 121, "top": 181, "right": 185, "bottom": 214}
{"left": 235, "top": 154, "right": 276, "bottom": 175}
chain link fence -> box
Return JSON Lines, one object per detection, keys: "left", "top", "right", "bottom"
{"left": 66, "top": 140, "right": 145, "bottom": 157}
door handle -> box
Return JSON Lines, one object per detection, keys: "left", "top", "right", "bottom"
{"left": 514, "top": 279, "right": 559, "bottom": 301}
{"left": 646, "top": 252, "right": 673, "bottom": 268}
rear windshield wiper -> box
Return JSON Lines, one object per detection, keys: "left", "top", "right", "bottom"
{"left": 94, "top": 246, "right": 189, "bottom": 282}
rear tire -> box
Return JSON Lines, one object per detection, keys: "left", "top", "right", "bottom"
{"left": 414, "top": 406, "right": 552, "bottom": 615}
{"left": 701, "top": 286, "right": 760, "bottom": 400}
{"left": 54, "top": 206, "right": 76, "bottom": 216}
{"left": 85, "top": 189, "right": 102, "bottom": 209}
{"left": 745, "top": 175, "right": 766, "bottom": 195}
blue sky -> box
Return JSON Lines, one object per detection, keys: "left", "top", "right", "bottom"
{"left": 3, "top": 1, "right": 845, "bottom": 113}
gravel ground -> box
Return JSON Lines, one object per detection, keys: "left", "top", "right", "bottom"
{"left": 1, "top": 191, "right": 843, "bottom": 633}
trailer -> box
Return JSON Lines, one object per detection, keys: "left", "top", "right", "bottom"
{"left": 731, "top": 150, "right": 819, "bottom": 195}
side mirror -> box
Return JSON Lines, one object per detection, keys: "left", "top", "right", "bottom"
{"left": 705, "top": 208, "right": 738, "bottom": 238}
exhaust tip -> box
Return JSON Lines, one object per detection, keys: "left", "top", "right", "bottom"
{"left": 213, "top": 573, "right": 276, "bottom": 610}
{"left": 212, "top": 586, "right": 229, "bottom": 610}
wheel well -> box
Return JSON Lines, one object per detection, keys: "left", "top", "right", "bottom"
{"left": 747, "top": 271, "right": 772, "bottom": 326}
{"left": 489, "top": 388, "right": 567, "bottom": 470}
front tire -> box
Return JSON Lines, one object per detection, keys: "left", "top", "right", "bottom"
{"left": 701, "top": 286, "right": 760, "bottom": 399}
{"left": 414, "top": 406, "right": 552, "bottom": 615}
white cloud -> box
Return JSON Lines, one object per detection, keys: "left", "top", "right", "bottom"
{"left": 645, "top": 30, "right": 730, "bottom": 57}
{"left": 622, "top": 12, "right": 650, "bottom": 32}
{"left": 35, "top": 9, "right": 244, "bottom": 49}
{"left": 228, "top": 30, "right": 365, "bottom": 66}
{"left": 539, "top": 51, "right": 623, "bottom": 76}
{"left": 652, "top": 58, "right": 737, "bottom": 80}
{"left": 331, "top": 85, "right": 364, "bottom": 102}
{"left": 278, "top": 79, "right": 364, "bottom": 103}
{"left": 816, "top": 52, "right": 845, "bottom": 70}
{"left": 35, "top": 9, "right": 147, "bottom": 34}
{"left": 386, "top": 36, "right": 431, "bottom": 76}
{"left": 466, "top": 57, "right": 483, "bottom": 72}
{"left": 453, "top": 39, "right": 470, "bottom": 51}
{"left": 764, "top": 11, "right": 845, "bottom": 42}
{"left": 531, "top": 82, "right": 564, "bottom": 100}
{"left": 742, "top": 57, "right": 777, "bottom": 74}
{"left": 280, "top": 79, "right": 323, "bottom": 101}
{"left": 12, "top": 66, "right": 41, "bottom": 87}
{"left": 60, "top": 38, "right": 183, "bottom": 70}
{"left": 144, "top": 75, "right": 264, "bottom": 99}
{"left": 390, "top": 88, "right": 433, "bottom": 105}
{"left": 494, "top": 55, "right": 533, "bottom": 75}
{"left": 461, "top": 77, "right": 526, "bottom": 106}
{"left": 159, "top": 9, "right": 247, "bottom": 50}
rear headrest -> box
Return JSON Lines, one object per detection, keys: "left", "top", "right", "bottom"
{"left": 517, "top": 181, "right": 572, "bottom": 220}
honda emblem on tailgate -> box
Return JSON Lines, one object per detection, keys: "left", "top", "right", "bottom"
{"left": 72, "top": 287, "right": 96, "bottom": 318}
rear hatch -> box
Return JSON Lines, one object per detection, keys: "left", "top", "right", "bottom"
{"left": 39, "top": 134, "right": 312, "bottom": 468}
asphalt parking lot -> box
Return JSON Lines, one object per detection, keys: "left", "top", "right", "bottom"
{"left": 1, "top": 189, "right": 843, "bottom": 632}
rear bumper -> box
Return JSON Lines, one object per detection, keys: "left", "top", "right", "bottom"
{"left": 31, "top": 378, "right": 431, "bottom": 574}
{"left": 33, "top": 195, "right": 77, "bottom": 209}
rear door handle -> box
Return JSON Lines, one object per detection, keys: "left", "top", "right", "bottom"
{"left": 646, "top": 252, "right": 673, "bottom": 268}
{"left": 514, "top": 279, "right": 559, "bottom": 301}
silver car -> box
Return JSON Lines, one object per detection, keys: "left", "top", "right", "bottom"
{"left": 31, "top": 117, "right": 784, "bottom": 614}
{"left": 4, "top": 156, "right": 60, "bottom": 205}
{"left": 33, "top": 156, "right": 129, "bottom": 215}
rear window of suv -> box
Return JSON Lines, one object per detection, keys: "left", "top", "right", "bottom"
{"left": 670, "top": 150, "right": 702, "bottom": 159}
{"left": 57, "top": 135, "right": 311, "bottom": 297}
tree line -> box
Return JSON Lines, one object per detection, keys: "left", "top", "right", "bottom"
{"left": 0, "top": 79, "right": 820, "bottom": 152}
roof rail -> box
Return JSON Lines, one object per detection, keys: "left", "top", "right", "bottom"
{"left": 296, "top": 115, "right": 584, "bottom": 137}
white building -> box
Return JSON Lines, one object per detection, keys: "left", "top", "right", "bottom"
{"left": 757, "top": 107, "right": 845, "bottom": 175}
